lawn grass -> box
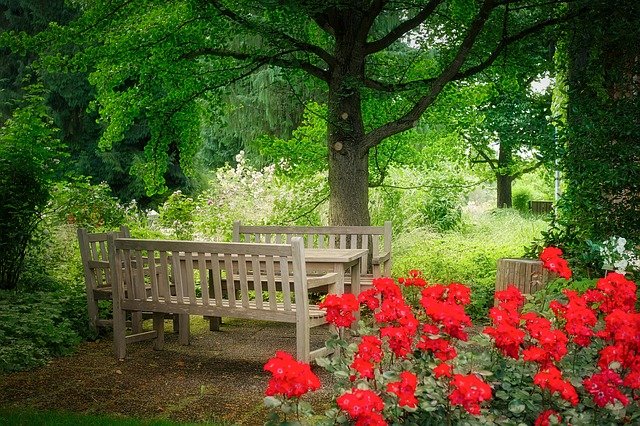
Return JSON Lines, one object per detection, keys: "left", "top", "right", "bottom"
{"left": 392, "top": 208, "right": 548, "bottom": 319}
{"left": 0, "top": 408, "right": 222, "bottom": 426}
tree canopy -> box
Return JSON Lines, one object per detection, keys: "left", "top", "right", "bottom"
{"left": 19, "top": 0, "right": 584, "bottom": 225}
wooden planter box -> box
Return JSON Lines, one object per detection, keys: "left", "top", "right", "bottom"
{"left": 495, "top": 258, "right": 555, "bottom": 300}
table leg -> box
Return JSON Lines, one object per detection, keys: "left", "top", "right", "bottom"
{"left": 178, "top": 313, "right": 190, "bottom": 345}
{"left": 333, "top": 263, "right": 345, "bottom": 295}
{"left": 350, "top": 259, "right": 361, "bottom": 328}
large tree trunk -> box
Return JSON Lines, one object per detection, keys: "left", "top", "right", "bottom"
{"left": 326, "top": 22, "right": 370, "bottom": 226}
{"left": 328, "top": 142, "right": 370, "bottom": 225}
{"left": 496, "top": 174, "right": 513, "bottom": 208}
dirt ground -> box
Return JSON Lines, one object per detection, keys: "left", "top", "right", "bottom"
{"left": 0, "top": 318, "right": 336, "bottom": 425}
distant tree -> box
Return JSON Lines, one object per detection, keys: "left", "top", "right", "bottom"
{"left": 200, "top": 67, "right": 322, "bottom": 169}
{"left": 467, "top": 71, "right": 554, "bottom": 208}
{"left": 33, "top": 0, "right": 584, "bottom": 224}
{"left": 0, "top": 0, "right": 73, "bottom": 123}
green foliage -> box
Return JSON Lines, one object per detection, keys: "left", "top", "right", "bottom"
{"left": 512, "top": 188, "right": 533, "bottom": 213}
{"left": 556, "top": 1, "right": 640, "bottom": 256}
{"left": 159, "top": 190, "right": 196, "bottom": 240}
{"left": 393, "top": 209, "right": 548, "bottom": 320}
{"left": 0, "top": 93, "right": 63, "bottom": 290}
{"left": 370, "top": 164, "right": 471, "bottom": 232}
{"left": 50, "top": 179, "right": 128, "bottom": 230}
{"left": 258, "top": 102, "right": 327, "bottom": 178}
{"left": 200, "top": 67, "right": 318, "bottom": 170}
{"left": 17, "top": 224, "right": 84, "bottom": 293}
{"left": 0, "top": 286, "right": 91, "bottom": 372}
{"left": 0, "top": 407, "right": 219, "bottom": 426}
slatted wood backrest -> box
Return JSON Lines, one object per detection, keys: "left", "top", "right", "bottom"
{"left": 110, "top": 238, "right": 308, "bottom": 319}
{"left": 78, "top": 227, "right": 130, "bottom": 292}
{"left": 232, "top": 222, "right": 392, "bottom": 274}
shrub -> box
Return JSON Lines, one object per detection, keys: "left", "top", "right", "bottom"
{"left": 512, "top": 187, "right": 533, "bottom": 213}
{"left": 0, "top": 286, "right": 91, "bottom": 372}
{"left": 158, "top": 190, "right": 196, "bottom": 239}
{"left": 49, "top": 179, "right": 127, "bottom": 231}
{"left": 0, "top": 97, "right": 63, "bottom": 290}
{"left": 264, "top": 259, "right": 640, "bottom": 426}
{"left": 17, "top": 224, "right": 84, "bottom": 292}
{"left": 370, "top": 165, "right": 470, "bottom": 233}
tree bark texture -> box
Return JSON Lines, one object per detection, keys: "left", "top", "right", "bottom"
{"left": 496, "top": 144, "right": 513, "bottom": 208}
{"left": 326, "top": 14, "right": 370, "bottom": 225}
{"left": 496, "top": 174, "right": 513, "bottom": 208}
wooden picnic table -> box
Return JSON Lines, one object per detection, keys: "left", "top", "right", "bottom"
{"left": 303, "top": 248, "right": 368, "bottom": 296}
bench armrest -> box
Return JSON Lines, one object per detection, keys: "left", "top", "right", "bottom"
{"left": 372, "top": 250, "right": 391, "bottom": 265}
{"left": 372, "top": 250, "right": 392, "bottom": 278}
{"left": 307, "top": 272, "right": 339, "bottom": 289}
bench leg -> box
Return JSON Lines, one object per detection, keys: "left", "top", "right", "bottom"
{"left": 153, "top": 313, "right": 165, "bottom": 350}
{"left": 86, "top": 292, "right": 99, "bottom": 334}
{"left": 172, "top": 315, "right": 180, "bottom": 332}
{"left": 113, "top": 307, "right": 127, "bottom": 360}
{"left": 208, "top": 316, "right": 222, "bottom": 331}
{"left": 296, "top": 317, "right": 310, "bottom": 362}
{"left": 131, "top": 312, "right": 143, "bottom": 333}
{"left": 178, "top": 314, "right": 190, "bottom": 345}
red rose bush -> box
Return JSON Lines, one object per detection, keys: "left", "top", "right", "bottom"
{"left": 264, "top": 247, "right": 640, "bottom": 425}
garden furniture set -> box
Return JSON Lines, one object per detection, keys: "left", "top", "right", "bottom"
{"left": 77, "top": 222, "right": 393, "bottom": 362}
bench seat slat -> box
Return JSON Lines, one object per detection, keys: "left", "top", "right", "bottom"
{"left": 120, "top": 299, "right": 326, "bottom": 322}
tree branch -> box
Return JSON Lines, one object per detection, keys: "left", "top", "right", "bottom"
{"left": 284, "top": 191, "right": 330, "bottom": 224}
{"left": 358, "top": 0, "right": 388, "bottom": 43}
{"left": 365, "top": 0, "right": 443, "bottom": 54}
{"left": 473, "top": 145, "right": 498, "bottom": 172}
{"left": 180, "top": 48, "right": 330, "bottom": 82}
{"left": 370, "top": 178, "right": 490, "bottom": 190}
{"left": 310, "top": 12, "right": 335, "bottom": 37}
{"left": 361, "top": 3, "right": 585, "bottom": 94}
{"left": 208, "top": 0, "right": 336, "bottom": 68}
{"left": 514, "top": 159, "right": 544, "bottom": 178}
{"left": 363, "top": 0, "right": 498, "bottom": 150}
{"left": 453, "top": 5, "right": 587, "bottom": 80}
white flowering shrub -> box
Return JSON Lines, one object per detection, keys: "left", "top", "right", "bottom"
{"left": 598, "top": 236, "right": 640, "bottom": 274}
{"left": 193, "top": 151, "right": 326, "bottom": 240}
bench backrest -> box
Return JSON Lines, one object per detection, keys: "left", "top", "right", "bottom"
{"left": 78, "top": 226, "right": 130, "bottom": 291}
{"left": 108, "top": 237, "right": 309, "bottom": 321}
{"left": 232, "top": 221, "right": 392, "bottom": 274}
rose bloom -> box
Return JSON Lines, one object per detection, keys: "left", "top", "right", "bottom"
{"left": 264, "top": 351, "right": 321, "bottom": 398}
{"left": 337, "top": 388, "right": 384, "bottom": 420}
{"left": 319, "top": 293, "right": 359, "bottom": 327}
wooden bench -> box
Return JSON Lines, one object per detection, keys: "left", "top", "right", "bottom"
{"left": 78, "top": 227, "right": 141, "bottom": 333}
{"left": 78, "top": 227, "right": 185, "bottom": 335}
{"left": 232, "top": 221, "right": 393, "bottom": 290}
{"left": 108, "top": 236, "right": 335, "bottom": 362}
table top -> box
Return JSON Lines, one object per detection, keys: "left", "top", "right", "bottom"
{"left": 304, "top": 248, "right": 368, "bottom": 263}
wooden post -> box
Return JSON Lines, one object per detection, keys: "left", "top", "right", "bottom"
{"left": 495, "top": 258, "right": 554, "bottom": 299}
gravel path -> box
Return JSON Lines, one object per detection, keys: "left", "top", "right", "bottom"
{"left": 0, "top": 318, "right": 335, "bottom": 425}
